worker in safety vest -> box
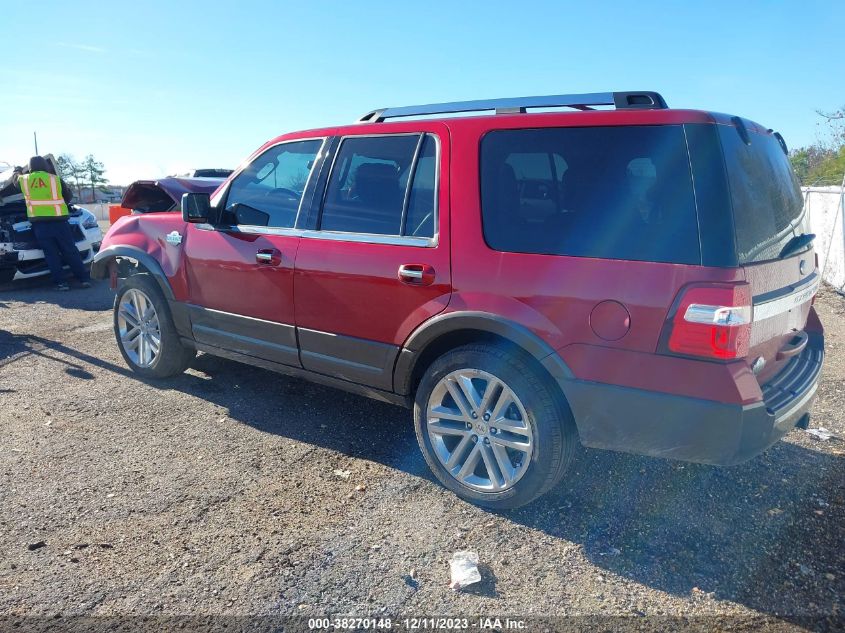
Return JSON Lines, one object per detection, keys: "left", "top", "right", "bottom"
{"left": 16, "top": 156, "right": 91, "bottom": 291}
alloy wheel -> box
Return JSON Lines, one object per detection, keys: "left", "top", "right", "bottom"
{"left": 426, "top": 369, "right": 534, "bottom": 492}
{"left": 117, "top": 288, "right": 161, "bottom": 368}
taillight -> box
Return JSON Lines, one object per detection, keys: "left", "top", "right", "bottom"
{"left": 666, "top": 283, "right": 752, "bottom": 360}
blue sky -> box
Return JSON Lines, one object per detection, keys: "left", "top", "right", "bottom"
{"left": 1, "top": 0, "right": 842, "bottom": 184}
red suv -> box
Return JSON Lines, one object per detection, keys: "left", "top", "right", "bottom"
{"left": 92, "top": 91, "right": 824, "bottom": 509}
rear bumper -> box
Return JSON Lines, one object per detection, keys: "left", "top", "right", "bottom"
{"left": 563, "top": 332, "right": 824, "bottom": 465}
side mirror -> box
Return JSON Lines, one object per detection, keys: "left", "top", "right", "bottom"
{"left": 181, "top": 192, "right": 211, "bottom": 223}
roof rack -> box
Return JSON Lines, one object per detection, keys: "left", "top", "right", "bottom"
{"left": 357, "top": 91, "right": 668, "bottom": 123}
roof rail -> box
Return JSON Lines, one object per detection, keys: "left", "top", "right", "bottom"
{"left": 357, "top": 91, "right": 668, "bottom": 123}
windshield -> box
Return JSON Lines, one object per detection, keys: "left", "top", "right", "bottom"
{"left": 718, "top": 125, "right": 806, "bottom": 263}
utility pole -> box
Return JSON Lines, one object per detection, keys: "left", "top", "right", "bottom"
{"left": 33, "top": 131, "right": 38, "bottom": 155}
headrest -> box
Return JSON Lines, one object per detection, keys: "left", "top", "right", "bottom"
{"left": 355, "top": 163, "right": 399, "bottom": 203}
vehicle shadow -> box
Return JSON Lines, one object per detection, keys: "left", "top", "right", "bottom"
{"left": 0, "top": 276, "right": 112, "bottom": 312}
{"left": 0, "top": 332, "right": 109, "bottom": 378}
{"left": 507, "top": 439, "right": 844, "bottom": 624}
{"left": 2, "top": 332, "right": 842, "bottom": 624}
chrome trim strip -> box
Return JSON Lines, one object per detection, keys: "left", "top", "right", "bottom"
{"left": 753, "top": 276, "right": 820, "bottom": 322}
{"left": 223, "top": 225, "right": 304, "bottom": 237}
{"left": 193, "top": 305, "right": 293, "bottom": 328}
{"left": 301, "top": 230, "right": 435, "bottom": 247}
{"left": 214, "top": 224, "right": 435, "bottom": 247}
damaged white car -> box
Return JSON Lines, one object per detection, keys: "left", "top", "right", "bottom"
{"left": 0, "top": 162, "right": 103, "bottom": 283}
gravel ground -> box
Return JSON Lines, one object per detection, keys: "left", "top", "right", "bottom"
{"left": 0, "top": 277, "right": 843, "bottom": 630}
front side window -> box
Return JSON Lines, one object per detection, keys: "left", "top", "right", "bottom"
{"left": 224, "top": 139, "right": 323, "bottom": 228}
{"left": 480, "top": 125, "right": 700, "bottom": 264}
{"left": 320, "top": 134, "right": 437, "bottom": 237}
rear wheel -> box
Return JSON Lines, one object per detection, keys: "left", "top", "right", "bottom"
{"left": 414, "top": 343, "right": 576, "bottom": 509}
{"left": 113, "top": 273, "right": 195, "bottom": 378}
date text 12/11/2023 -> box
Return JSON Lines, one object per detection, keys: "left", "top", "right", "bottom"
{"left": 307, "top": 617, "right": 527, "bottom": 630}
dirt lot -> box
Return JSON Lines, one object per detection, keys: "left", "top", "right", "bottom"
{"left": 0, "top": 279, "right": 843, "bottom": 630}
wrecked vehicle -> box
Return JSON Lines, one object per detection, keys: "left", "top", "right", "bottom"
{"left": 0, "top": 163, "right": 103, "bottom": 283}
{"left": 188, "top": 169, "right": 232, "bottom": 179}
{"left": 109, "top": 176, "right": 225, "bottom": 224}
{"left": 122, "top": 177, "right": 227, "bottom": 213}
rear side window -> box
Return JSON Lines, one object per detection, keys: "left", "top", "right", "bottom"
{"left": 718, "top": 125, "right": 805, "bottom": 263}
{"left": 403, "top": 135, "right": 437, "bottom": 237}
{"left": 320, "top": 134, "right": 437, "bottom": 237}
{"left": 480, "top": 126, "right": 700, "bottom": 264}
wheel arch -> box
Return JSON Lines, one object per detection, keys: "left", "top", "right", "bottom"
{"left": 394, "top": 312, "right": 574, "bottom": 401}
{"left": 91, "top": 245, "right": 175, "bottom": 301}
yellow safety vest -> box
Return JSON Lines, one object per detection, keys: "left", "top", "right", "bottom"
{"left": 18, "top": 171, "right": 69, "bottom": 219}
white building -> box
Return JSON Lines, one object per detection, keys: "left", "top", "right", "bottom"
{"left": 804, "top": 186, "right": 845, "bottom": 291}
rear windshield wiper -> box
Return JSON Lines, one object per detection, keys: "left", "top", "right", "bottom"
{"left": 779, "top": 233, "right": 815, "bottom": 259}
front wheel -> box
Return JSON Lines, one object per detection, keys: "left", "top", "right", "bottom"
{"left": 414, "top": 343, "right": 577, "bottom": 509}
{"left": 113, "top": 273, "right": 195, "bottom": 378}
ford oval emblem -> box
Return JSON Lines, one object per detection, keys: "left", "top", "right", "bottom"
{"left": 799, "top": 260, "right": 806, "bottom": 275}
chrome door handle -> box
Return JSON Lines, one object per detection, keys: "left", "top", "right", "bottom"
{"left": 398, "top": 266, "right": 424, "bottom": 279}
{"left": 398, "top": 264, "right": 435, "bottom": 286}
{"left": 256, "top": 248, "right": 281, "bottom": 265}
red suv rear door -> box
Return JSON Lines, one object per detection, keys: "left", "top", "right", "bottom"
{"left": 715, "top": 121, "right": 822, "bottom": 383}
{"left": 183, "top": 137, "right": 328, "bottom": 368}
{"left": 293, "top": 124, "right": 451, "bottom": 391}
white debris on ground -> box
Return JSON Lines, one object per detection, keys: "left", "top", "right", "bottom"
{"left": 449, "top": 551, "right": 481, "bottom": 590}
{"left": 806, "top": 427, "right": 836, "bottom": 441}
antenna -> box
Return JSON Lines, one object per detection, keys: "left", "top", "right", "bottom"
{"left": 33, "top": 131, "right": 39, "bottom": 155}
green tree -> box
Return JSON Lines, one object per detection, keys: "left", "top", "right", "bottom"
{"left": 56, "top": 153, "right": 87, "bottom": 199}
{"left": 790, "top": 105, "right": 845, "bottom": 186}
{"left": 81, "top": 154, "right": 109, "bottom": 201}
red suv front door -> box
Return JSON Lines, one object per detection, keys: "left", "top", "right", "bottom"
{"left": 183, "top": 138, "right": 327, "bottom": 368}
{"left": 293, "top": 125, "right": 451, "bottom": 391}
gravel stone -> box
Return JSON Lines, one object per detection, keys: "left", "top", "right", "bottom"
{"left": 0, "top": 279, "right": 842, "bottom": 622}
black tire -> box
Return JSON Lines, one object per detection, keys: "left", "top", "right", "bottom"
{"left": 414, "top": 343, "right": 577, "bottom": 510}
{"left": 113, "top": 273, "right": 195, "bottom": 378}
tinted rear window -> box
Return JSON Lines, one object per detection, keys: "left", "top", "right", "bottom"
{"left": 718, "top": 125, "right": 805, "bottom": 263}
{"left": 480, "top": 126, "right": 700, "bottom": 264}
